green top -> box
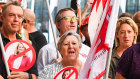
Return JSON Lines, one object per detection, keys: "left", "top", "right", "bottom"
{"left": 18, "top": 34, "right": 32, "bottom": 45}
{"left": 108, "top": 48, "right": 120, "bottom": 79}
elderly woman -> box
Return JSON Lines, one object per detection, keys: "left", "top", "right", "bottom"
{"left": 108, "top": 17, "right": 138, "bottom": 79}
{"left": 38, "top": 31, "right": 84, "bottom": 79}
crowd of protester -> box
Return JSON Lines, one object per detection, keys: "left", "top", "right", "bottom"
{"left": 0, "top": 0, "right": 140, "bottom": 79}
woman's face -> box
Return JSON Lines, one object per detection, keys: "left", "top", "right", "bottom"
{"left": 117, "top": 23, "right": 136, "bottom": 47}
{"left": 59, "top": 35, "right": 81, "bottom": 61}
{"left": 17, "top": 43, "right": 26, "bottom": 53}
{"left": 62, "top": 71, "right": 70, "bottom": 79}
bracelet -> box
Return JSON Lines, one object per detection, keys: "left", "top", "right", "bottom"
{"left": 29, "top": 74, "right": 32, "bottom": 79}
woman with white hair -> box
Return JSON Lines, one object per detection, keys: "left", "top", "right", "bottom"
{"left": 38, "top": 31, "right": 84, "bottom": 79}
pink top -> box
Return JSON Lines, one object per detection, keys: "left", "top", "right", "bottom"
{"left": 8, "top": 54, "right": 31, "bottom": 69}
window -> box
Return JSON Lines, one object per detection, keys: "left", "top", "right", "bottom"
{"left": 126, "top": 0, "right": 139, "bottom": 15}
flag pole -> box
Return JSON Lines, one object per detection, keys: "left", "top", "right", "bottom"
{"left": 0, "top": 33, "right": 10, "bottom": 76}
{"left": 77, "top": 0, "right": 82, "bottom": 39}
{"left": 104, "top": 0, "right": 120, "bottom": 78}
{"left": 45, "top": 0, "right": 59, "bottom": 58}
{"left": 104, "top": 48, "right": 112, "bottom": 79}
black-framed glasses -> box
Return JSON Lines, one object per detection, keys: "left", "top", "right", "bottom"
{"left": 57, "top": 16, "right": 78, "bottom": 22}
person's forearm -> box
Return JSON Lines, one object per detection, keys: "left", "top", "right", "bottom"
{"left": 0, "top": 75, "right": 4, "bottom": 79}
{"left": 81, "top": 4, "right": 90, "bottom": 19}
{"left": 31, "top": 74, "right": 37, "bottom": 79}
{"left": 81, "top": 0, "right": 93, "bottom": 19}
{"left": 115, "top": 72, "right": 125, "bottom": 79}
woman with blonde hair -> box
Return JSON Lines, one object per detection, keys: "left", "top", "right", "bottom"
{"left": 108, "top": 17, "right": 138, "bottom": 79}
{"left": 8, "top": 42, "right": 31, "bottom": 70}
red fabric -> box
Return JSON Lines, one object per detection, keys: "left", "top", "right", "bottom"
{"left": 81, "top": 16, "right": 89, "bottom": 26}
{"left": 18, "top": 0, "right": 22, "bottom": 2}
{"left": 8, "top": 54, "right": 31, "bottom": 70}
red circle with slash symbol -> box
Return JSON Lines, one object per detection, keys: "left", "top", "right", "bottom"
{"left": 4, "top": 40, "right": 36, "bottom": 72}
{"left": 54, "top": 67, "right": 78, "bottom": 79}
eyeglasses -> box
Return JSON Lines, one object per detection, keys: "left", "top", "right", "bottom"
{"left": 58, "top": 16, "right": 78, "bottom": 22}
{"left": 22, "top": 19, "right": 27, "bottom": 23}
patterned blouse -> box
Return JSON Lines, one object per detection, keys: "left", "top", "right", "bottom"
{"left": 38, "top": 62, "right": 63, "bottom": 79}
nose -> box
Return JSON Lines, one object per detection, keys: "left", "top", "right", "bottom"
{"left": 68, "top": 43, "right": 73, "bottom": 48}
{"left": 124, "top": 32, "right": 129, "bottom": 37}
{"left": 14, "top": 15, "right": 19, "bottom": 22}
{"left": 70, "top": 18, "right": 74, "bottom": 23}
{"left": 70, "top": 17, "right": 76, "bottom": 23}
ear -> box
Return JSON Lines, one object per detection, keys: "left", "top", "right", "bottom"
{"left": 58, "top": 49, "right": 63, "bottom": 57}
{"left": 1, "top": 15, "right": 3, "bottom": 21}
{"left": 27, "top": 19, "right": 30, "bottom": 23}
{"left": 116, "top": 33, "right": 119, "bottom": 38}
{"left": 56, "top": 22, "right": 60, "bottom": 29}
{"left": 79, "top": 45, "right": 81, "bottom": 50}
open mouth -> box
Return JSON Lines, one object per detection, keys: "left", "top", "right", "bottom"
{"left": 68, "top": 51, "right": 75, "bottom": 55}
{"left": 71, "top": 25, "right": 75, "bottom": 27}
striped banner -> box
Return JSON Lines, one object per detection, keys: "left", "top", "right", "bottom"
{"left": 79, "top": 0, "right": 120, "bottom": 79}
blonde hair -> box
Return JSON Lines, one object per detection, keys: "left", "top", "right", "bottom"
{"left": 115, "top": 17, "right": 138, "bottom": 47}
{"left": 14, "top": 42, "right": 27, "bottom": 56}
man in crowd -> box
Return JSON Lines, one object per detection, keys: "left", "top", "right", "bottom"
{"left": 23, "top": 9, "right": 47, "bottom": 55}
{"left": 37, "top": 7, "right": 90, "bottom": 74}
{"left": 133, "top": 11, "right": 140, "bottom": 43}
{"left": 0, "top": 1, "right": 38, "bottom": 79}
{"left": 80, "top": 16, "right": 91, "bottom": 47}
{"left": 0, "top": 1, "right": 6, "bottom": 27}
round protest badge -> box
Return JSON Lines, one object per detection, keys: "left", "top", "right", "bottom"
{"left": 4, "top": 40, "right": 36, "bottom": 72}
{"left": 54, "top": 67, "right": 78, "bottom": 79}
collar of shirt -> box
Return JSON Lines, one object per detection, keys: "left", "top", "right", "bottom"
{"left": 1, "top": 33, "right": 21, "bottom": 46}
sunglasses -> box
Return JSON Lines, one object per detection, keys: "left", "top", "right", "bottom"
{"left": 58, "top": 16, "right": 78, "bottom": 22}
{"left": 22, "top": 19, "right": 27, "bottom": 23}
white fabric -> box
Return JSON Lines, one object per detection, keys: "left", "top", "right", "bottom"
{"left": 13, "top": 56, "right": 23, "bottom": 69}
{"left": 88, "top": 0, "right": 104, "bottom": 45}
{"left": 79, "top": 0, "right": 120, "bottom": 78}
{"left": 38, "top": 62, "right": 63, "bottom": 79}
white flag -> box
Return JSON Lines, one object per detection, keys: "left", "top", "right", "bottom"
{"left": 79, "top": 0, "right": 120, "bottom": 79}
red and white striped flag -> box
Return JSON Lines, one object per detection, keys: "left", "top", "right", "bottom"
{"left": 88, "top": 0, "right": 108, "bottom": 44}
{"left": 79, "top": 0, "right": 120, "bottom": 79}
{"left": 19, "top": 0, "right": 27, "bottom": 9}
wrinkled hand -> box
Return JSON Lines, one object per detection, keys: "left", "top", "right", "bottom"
{"left": 7, "top": 72, "right": 29, "bottom": 79}
{"left": 55, "top": 58, "right": 62, "bottom": 63}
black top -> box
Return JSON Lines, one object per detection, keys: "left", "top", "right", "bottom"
{"left": 0, "top": 33, "right": 38, "bottom": 79}
{"left": 29, "top": 31, "right": 47, "bottom": 56}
